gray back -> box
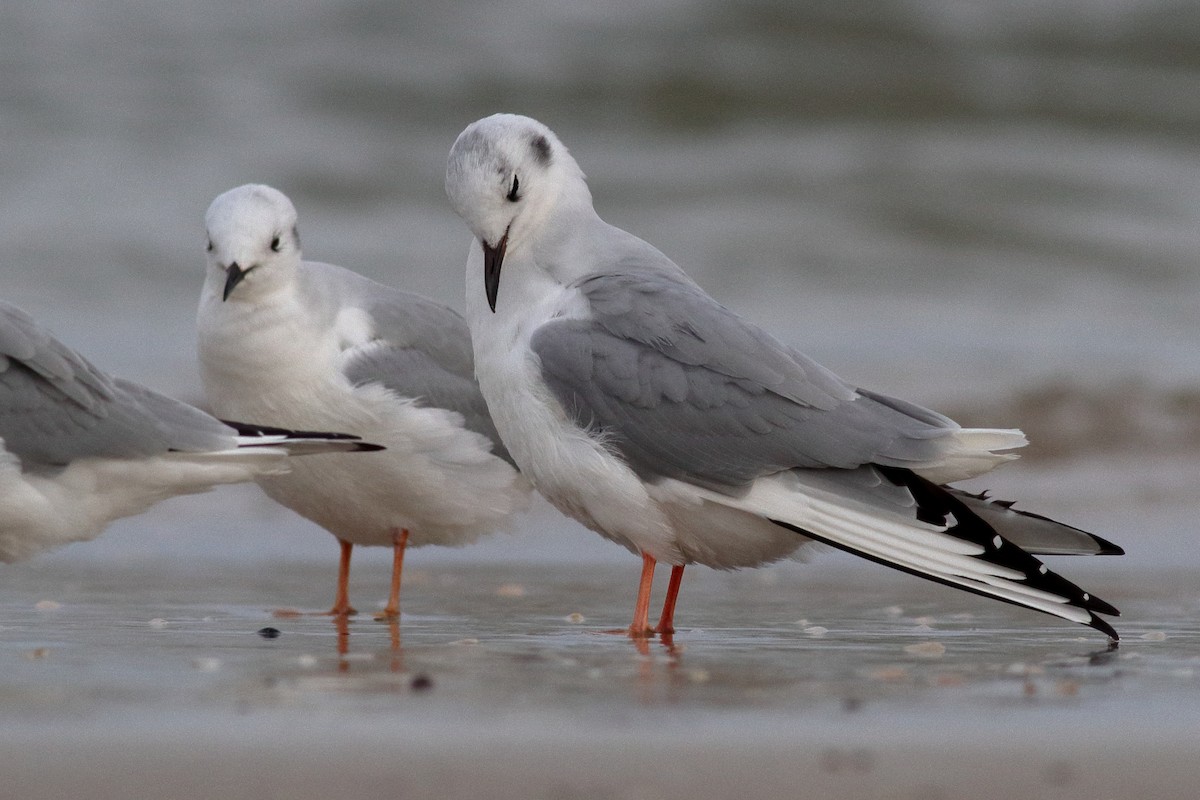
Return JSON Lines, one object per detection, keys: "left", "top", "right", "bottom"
{"left": 531, "top": 266, "right": 957, "bottom": 490}
{"left": 0, "top": 301, "right": 232, "bottom": 469}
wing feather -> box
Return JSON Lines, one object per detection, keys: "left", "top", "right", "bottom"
{"left": 308, "top": 265, "right": 511, "bottom": 463}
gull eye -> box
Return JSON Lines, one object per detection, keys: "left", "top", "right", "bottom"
{"left": 506, "top": 174, "right": 520, "bottom": 203}
{"left": 270, "top": 235, "right": 281, "bottom": 252}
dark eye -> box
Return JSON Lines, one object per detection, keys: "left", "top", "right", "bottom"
{"left": 506, "top": 175, "right": 520, "bottom": 202}
{"left": 270, "top": 236, "right": 281, "bottom": 252}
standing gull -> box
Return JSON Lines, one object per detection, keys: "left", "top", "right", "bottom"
{"left": 198, "top": 184, "right": 528, "bottom": 617}
{"left": 445, "top": 113, "right": 1123, "bottom": 640}
{"left": 0, "top": 299, "right": 379, "bottom": 564}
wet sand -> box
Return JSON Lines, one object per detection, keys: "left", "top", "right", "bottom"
{"left": 3, "top": 547, "right": 1195, "bottom": 800}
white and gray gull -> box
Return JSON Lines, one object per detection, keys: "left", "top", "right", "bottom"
{"left": 444, "top": 113, "right": 1123, "bottom": 640}
{"left": 197, "top": 184, "right": 529, "bottom": 617}
{"left": 0, "top": 299, "right": 379, "bottom": 564}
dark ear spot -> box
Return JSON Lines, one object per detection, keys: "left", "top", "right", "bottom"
{"left": 531, "top": 135, "right": 552, "bottom": 166}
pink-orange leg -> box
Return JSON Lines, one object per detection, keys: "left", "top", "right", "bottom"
{"left": 377, "top": 528, "right": 410, "bottom": 620}
{"left": 326, "top": 538, "right": 358, "bottom": 616}
{"left": 654, "top": 564, "right": 685, "bottom": 636}
{"left": 629, "top": 552, "right": 656, "bottom": 638}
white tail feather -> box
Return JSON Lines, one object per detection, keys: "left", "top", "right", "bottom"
{"left": 915, "top": 427, "right": 1028, "bottom": 484}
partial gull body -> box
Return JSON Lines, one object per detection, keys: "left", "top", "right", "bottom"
{"left": 0, "top": 299, "right": 378, "bottom": 564}
{"left": 198, "top": 184, "right": 529, "bottom": 617}
{"left": 444, "top": 113, "right": 1123, "bottom": 640}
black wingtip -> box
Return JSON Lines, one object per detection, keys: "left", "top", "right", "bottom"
{"left": 1084, "top": 593, "right": 1121, "bottom": 618}
{"left": 878, "top": 466, "right": 1122, "bottom": 615}
{"left": 953, "top": 487, "right": 1125, "bottom": 556}
{"left": 770, "top": 465, "right": 1121, "bottom": 640}
{"left": 1090, "top": 533, "right": 1125, "bottom": 556}
{"left": 220, "top": 419, "right": 364, "bottom": 441}
{"left": 1089, "top": 613, "right": 1120, "bottom": 642}
{"left": 352, "top": 442, "right": 387, "bottom": 452}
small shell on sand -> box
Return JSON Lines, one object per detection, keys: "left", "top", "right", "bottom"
{"left": 904, "top": 641, "right": 946, "bottom": 658}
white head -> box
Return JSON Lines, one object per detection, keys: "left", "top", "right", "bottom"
{"left": 445, "top": 114, "right": 588, "bottom": 312}
{"left": 203, "top": 184, "right": 301, "bottom": 303}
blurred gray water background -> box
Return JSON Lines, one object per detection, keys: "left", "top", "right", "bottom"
{"left": 2, "top": 0, "right": 1198, "bottom": 570}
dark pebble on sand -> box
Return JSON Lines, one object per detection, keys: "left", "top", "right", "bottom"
{"left": 411, "top": 673, "right": 434, "bottom": 691}
{"left": 257, "top": 627, "right": 281, "bottom": 639}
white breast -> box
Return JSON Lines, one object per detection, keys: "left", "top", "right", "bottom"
{"left": 198, "top": 284, "right": 523, "bottom": 549}
{"left": 467, "top": 254, "right": 678, "bottom": 561}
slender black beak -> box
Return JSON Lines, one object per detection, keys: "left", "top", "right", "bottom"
{"left": 482, "top": 229, "right": 508, "bottom": 313}
{"left": 222, "top": 263, "right": 251, "bottom": 301}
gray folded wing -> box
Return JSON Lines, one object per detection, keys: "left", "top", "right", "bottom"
{"left": 0, "top": 301, "right": 233, "bottom": 468}
{"left": 342, "top": 343, "right": 511, "bottom": 463}
{"left": 327, "top": 274, "right": 511, "bottom": 463}
{"left": 530, "top": 268, "right": 960, "bottom": 491}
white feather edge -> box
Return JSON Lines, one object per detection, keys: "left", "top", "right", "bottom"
{"left": 230, "top": 435, "right": 370, "bottom": 456}
{"left": 161, "top": 436, "right": 368, "bottom": 464}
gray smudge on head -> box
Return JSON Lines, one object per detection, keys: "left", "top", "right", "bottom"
{"left": 531, "top": 134, "right": 552, "bottom": 166}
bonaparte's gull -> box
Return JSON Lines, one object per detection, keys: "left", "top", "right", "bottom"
{"left": 445, "top": 114, "right": 1121, "bottom": 640}
{"left": 198, "top": 184, "right": 528, "bottom": 617}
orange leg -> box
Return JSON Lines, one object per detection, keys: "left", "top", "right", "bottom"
{"left": 629, "top": 552, "right": 656, "bottom": 638}
{"left": 654, "top": 564, "right": 685, "bottom": 636}
{"left": 377, "top": 528, "right": 410, "bottom": 620}
{"left": 326, "top": 538, "right": 358, "bottom": 616}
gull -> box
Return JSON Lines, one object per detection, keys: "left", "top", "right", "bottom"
{"left": 445, "top": 113, "right": 1123, "bottom": 640}
{"left": 0, "top": 299, "right": 379, "bottom": 564}
{"left": 197, "top": 184, "right": 529, "bottom": 618}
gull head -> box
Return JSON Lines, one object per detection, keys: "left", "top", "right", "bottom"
{"left": 204, "top": 184, "right": 301, "bottom": 303}
{"left": 445, "top": 113, "right": 585, "bottom": 312}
